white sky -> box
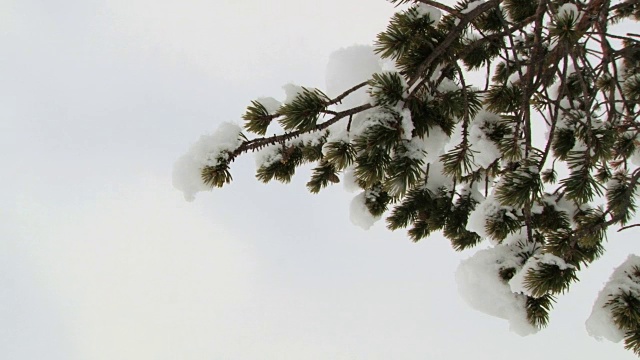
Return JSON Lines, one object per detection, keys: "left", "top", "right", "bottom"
{"left": 1, "top": 0, "right": 637, "bottom": 359}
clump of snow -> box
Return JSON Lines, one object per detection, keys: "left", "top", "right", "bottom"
{"left": 325, "top": 45, "right": 382, "bottom": 111}
{"left": 499, "top": 229, "right": 529, "bottom": 247}
{"left": 467, "top": 195, "right": 514, "bottom": 241}
{"left": 173, "top": 122, "right": 243, "bottom": 201}
{"left": 399, "top": 108, "right": 414, "bottom": 140}
{"left": 557, "top": 3, "right": 581, "bottom": 22}
{"left": 414, "top": 126, "right": 450, "bottom": 164}
{"left": 342, "top": 167, "right": 361, "bottom": 193}
{"left": 631, "top": 147, "right": 640, "bottom": 167}
{"left": 530, "top": 202, "right": 544, "bottom": 215}
{"left": 326, "top": 108, "right": 376, "bottom": 145}
{"left": 572, "top": 138, "right": 588, "bottom": 152}
{"left": 256, "top": 130, "right": 327, "bottom": 169}
{"left": 540, "top": 193, "right": 577, "bottom": 220}
{"left": 415, "top": 4, "right": 442, "bottom": 25}
{"left": 507, "top": 72, "right": 521, "bottom": 85}
{"left": 461, "top": 0, "right": 484, "bottom": 14}
{"left": 606, "top": 173, "right": 625, "bottom": 194}
{"left": 509, "top": 253, "right": 574, "bottom": 297}
{"left": 586, "top": 255, "right": 640, "bottom": 342}
{"left": 425, "top": 160, "right": 454, "bottom": 193}
{"left": 556, "top": 112, "right": 576, "bottom": 130}
{"left": 254, "top": 144, "right": 282, "bottom": 169}
{"left": 349, "top": 191, "right": 381, "bottom": 230}
{"left": 324, "top": 129, "right": 351, "bottom": 148}
{"left": 357, "top": 107, "right": 404, "bottom": 136}
{"left": 464, "top": 32, "right": 481, "bottom": 43}
{"left": 282, "top": 83, "right": 305, "bottom": 105}
{"left": 256, "top": 97, "right": 281, "bottom": 114}
{"left": 437, "top": 78, "right": 460, "bottom": 93}
{"left": 403, "top": 137, "right": 428, "bottom": 161}
{"left": 468, "top": 111, "right": 502, "bottom": 170}
{"left": 296, "top": 130, "right": 327, "bottom": 147}
{"left": 463, "top": 183, "right": 486, "bottom": 207}
{"left": 456, "top": 245, "right": 539, "bottom": 336}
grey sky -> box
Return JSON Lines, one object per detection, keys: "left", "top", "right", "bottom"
{"left": 1, "top": 0, "right": 637, "bottom": 359}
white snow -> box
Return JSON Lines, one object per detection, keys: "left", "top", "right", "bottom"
{"left": 461, "top": 0, "right": 484, "bottom": 14}
{"left": 404, "top": 137, "right": 428, "bottom": 161}
{"left": 400, "top": 108, "right": 414, "bottom": 140}
{"left": 256, "top": 130, "right": 327, "bottom": 169}
{"left": 342, "top": 167, "right": 361, "bottom": 193}
{"left": 557, "top": 3, "right": 581, "bottom": 22}
{"left": 437, "top": 78, "right": 460, "bottom": 93}
{"left": 362, "top": 107, "right": 403, "bottom": 133}
{"left": 415, "top": 4, "right": 442, "bottom": 25}
{"left": 254, "top": 144, "right": 282, "bottom": 169}
{"left": 349, "top": 191, "right": 381, "bottom": 230}
{"left": 324, "top": 131, "right": 350, "bottom": 150}
{"left": 606, "top": 174, "right": 624, "bottom": 193}
{"left": 456, "top": 245, "right": 539, "bottom": 336}
{"left": 631, "top": 147, "right": 640, "bottom": 167}
{"left": 256, "top": 97, "right": 281, "bottom": 114}
{"left": 282, "top": 83, "right": 305, "bottom": 105}
{"left": 468, "top": 111, "right": 502, "bottom": 170}
{"left": 325, "top": 107, "right": 377, "bottom": 146}
{"left": 467, "top": 195, "right": 517, "bottom": 241}
{"left": 540, "top": 193, "right": 577, "bottom": 221}
{"left": 464, "top": 32, "right": 481, "bottom": 42}
{"left": 586, "top": 255, "right": 640, "bottom": 342}
{"left": 173, "top": 122, "right": 243, "bottom": 201}
{"left": 412, "top": 126, "right": 450, "bottom": 165}
{"left": 425, "top": 160, "right": 454, "bottom": 193}
{"left": 325, "top": 45, "right": 382, "bottom": 111}
{"left": 507, "top": 71, "right": 521, "bottom": 85}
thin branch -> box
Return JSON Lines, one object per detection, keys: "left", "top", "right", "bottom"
{"left": 617, "top": 224, "right": 640, "bottom": 232}
{"left": 327, "top": 81, "right": 369, "bottom": 106}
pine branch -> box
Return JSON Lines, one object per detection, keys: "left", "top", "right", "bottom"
{"left": 179, "top": 3, "right": 640, "bottom": 354}
{"left": 229, "top": 103, "right": 373, "bottom": 162}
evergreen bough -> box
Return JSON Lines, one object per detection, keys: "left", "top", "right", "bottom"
{"left": 181, "top": 0, "right": 640, "bottom": 355}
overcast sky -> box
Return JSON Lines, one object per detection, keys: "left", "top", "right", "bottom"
{"left": 1, "top": 0, "right": 637, "bottom": 359}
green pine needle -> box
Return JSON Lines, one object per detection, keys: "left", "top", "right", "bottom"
{"left": 503, "top": 0, "right": 536, "bottom": 22}
{"left": 608, "top": 290, "right": 640, "bottom": 332}
{"left": 354, "top": 146, "right": 392, "bottom": 189}
{"left": 256, "top": 146, "right": 303, "bottom": 183}
{"left": 624, "top": 328, "right": 640, "bottom": 356}
{"left": 306, "top": 161, "right": 340, "bottom": 194}
{"left": 495, "top": 165, "right": 543, "bottom": 208}
{"left": 201, "top": 160, "right": 233, "bottom": 188}
{"left": 278, "top": 88, "right": 329, "bottom": 132}
{"left": 369, "top": 72, "right": 406, "bottom": 107}
{"left": 324, "top": 141, "right": 356, "bottom": 170}
{"left": 524, "top": 262, "right": 578, "bottom": 298}
{"left": 526, "top": 294, "right": 555, "bottom": 329}
{"left": 243, "top": 100, "right": 277, "bottom": 135}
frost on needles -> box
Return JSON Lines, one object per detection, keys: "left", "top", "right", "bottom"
{"left": 173, "top": 0, "right": 640, "bottom": 355}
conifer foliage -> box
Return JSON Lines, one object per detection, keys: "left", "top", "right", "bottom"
{"left": 176, "top": 0, "right": 640, "bottom": 355}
